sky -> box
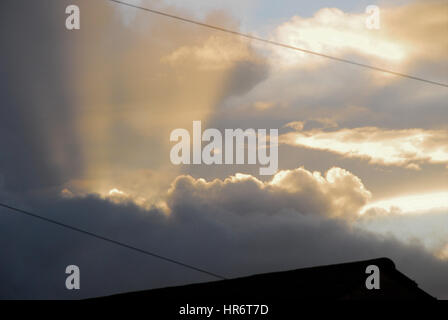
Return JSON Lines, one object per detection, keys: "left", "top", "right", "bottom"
{"left": 0, "top": 0, "right": 447, "bottom": 299}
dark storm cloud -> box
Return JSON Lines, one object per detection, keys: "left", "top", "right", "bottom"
{"left": 0, "top": 0, "right": 82, "bottom": 192}
{"left": 1, "top": 170, "right": 447, "bottom": 299}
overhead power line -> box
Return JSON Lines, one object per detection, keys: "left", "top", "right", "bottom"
{"left": 107, "top": 0, "right": 448, "bottom": 88}
{"left": 0, "top": 202, "right": 227, "bottom": 280}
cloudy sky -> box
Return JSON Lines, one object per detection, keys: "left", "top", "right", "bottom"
{"left": 0, "top": 0, "right": 447, "bottom": 299}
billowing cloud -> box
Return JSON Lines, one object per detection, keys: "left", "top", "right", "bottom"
{"left": 281, "top": 127, "right": 448, "bottom": 169}
{"left": 168, "top": 166, "right": 371, "bottom": 220}
{"left": 64, "top": 165, "right": 371, "bottom": 219}
{"left": 1, "top": 166, "right": 448, "bottom": 299}
{"left": 169, "top": 169, "right": 448, "bottom": 261}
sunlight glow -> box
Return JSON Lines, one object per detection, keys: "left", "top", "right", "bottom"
{"left": 271, "top": 8, "right": 408, "bottom": 68}
{"left": 362, "top": 191, "right": 448, "bottom": 215}
{"left": 108, "top": 188, "right": 126, "bottom": 196}
{"left": 281, "top": 127, "right": 448, "bottom": 169}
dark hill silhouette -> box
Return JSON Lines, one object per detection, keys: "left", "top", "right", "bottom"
{"left": 93, "top": 258, "right": 435, "bottom": 301}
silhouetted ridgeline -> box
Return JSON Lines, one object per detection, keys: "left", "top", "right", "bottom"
{"left": 92, "top": 258, "right": 435, "bottom": 301}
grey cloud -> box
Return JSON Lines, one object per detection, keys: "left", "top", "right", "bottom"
{"left": 1, "top": 168, "right": 447, "bottom": 299}
{"left": 0, "top": 0, "right": 82, "bottom": 192}
{"left": 222, "top": 60, "right": 270, "bottom": 98}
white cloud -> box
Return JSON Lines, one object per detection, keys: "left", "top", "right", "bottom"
{"left": 281, "top": 127, "right": 448, "bottom": 169}
{"left": 269, "top": 7, "right": 407, "bottom": 69}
